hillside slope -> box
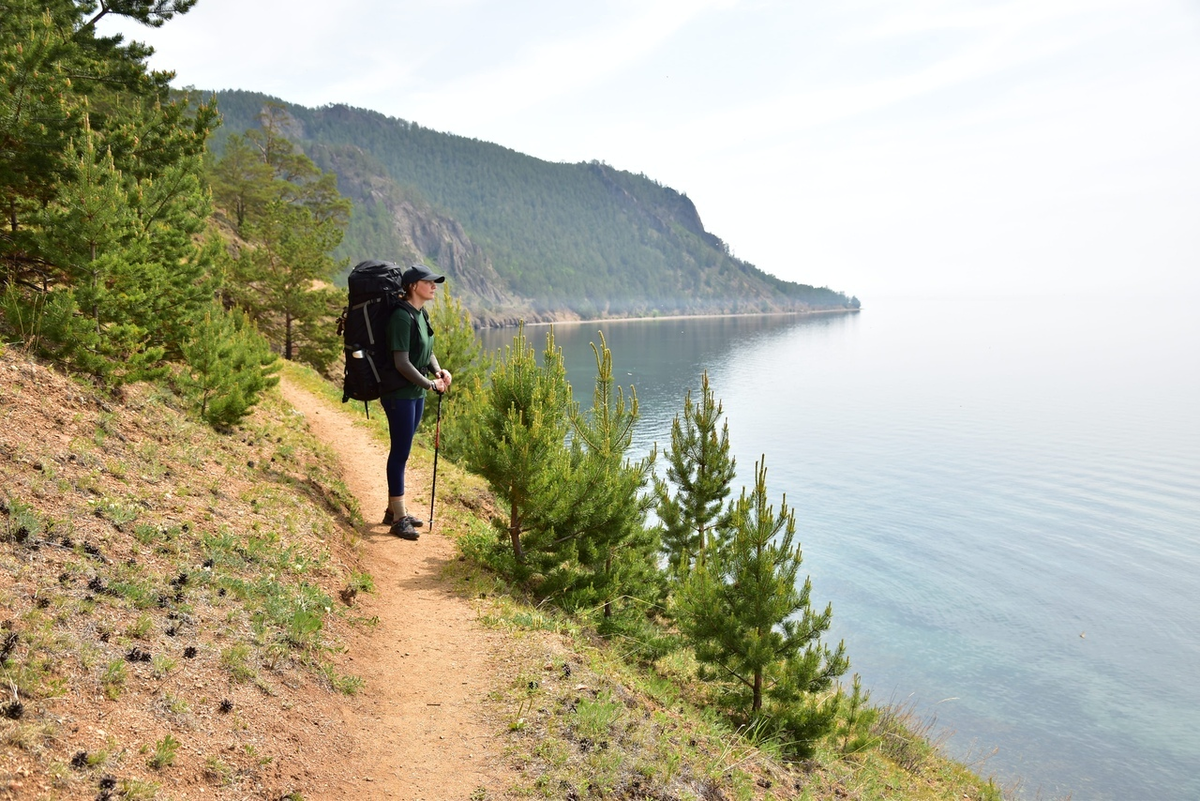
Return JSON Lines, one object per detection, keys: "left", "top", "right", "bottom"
{"left": 0, "top": 347, "right": 511, "bottom": 799}
{"left": 1, "top": 347, "right": 1000, "bottom": 800}
{"left": 207, "top": 90, "right": 855, "bottom": 325}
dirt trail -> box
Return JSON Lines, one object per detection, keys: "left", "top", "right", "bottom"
{"left": 279, "top": 377, "right": 513, "bottom": 800}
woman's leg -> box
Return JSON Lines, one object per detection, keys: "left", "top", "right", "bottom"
{"left": 381, "top": 395, "right": 426, "bottom": 502}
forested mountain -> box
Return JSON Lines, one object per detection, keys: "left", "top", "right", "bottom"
{"left": 209, "top": 91, "right": 856, "bottom": 325}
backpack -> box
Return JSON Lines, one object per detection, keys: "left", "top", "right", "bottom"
{"left": 337, "top": 259, "right": 425, "bottom": 416}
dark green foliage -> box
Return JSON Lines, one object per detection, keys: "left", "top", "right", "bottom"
{"left": 835, "top": 674, "right": 879, "bottom": 755}
{"left": 656, "top": 371, "right": 736, "bottom": 579}
{"left": 85, "top": 1, "right": 198, "bottom": 28}
{"left": 460, "top": 324, "right": 572, "bottom": 567}
{"left": 177, "top": 305, "right": 280, "bottom": 428}
{"left": 1, "top": 0, "right": 216, "bottom": 278}
{"left": 460, "top": 329, "right": 661, "bottom": 618}
{"left": 1, "top": 0, "right": 219, "bottom": 387}
{"left": 209, "top": 104, "right": 351, "bottom": 372}
{"left": 0, "top": 3, "right": 76, "bottom": 240}
{"left": 541, "top": 333, "right": 659, "bottom": 617}
{"left": 423, "top": 286, "right": 491, "bottom": 457}
{"left": 676, "top": 457, "right": 848, "bottom": 757}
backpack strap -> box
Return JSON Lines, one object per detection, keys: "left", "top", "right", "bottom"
{"left": 352, "top": 296, "right": 388, "bottom": 346}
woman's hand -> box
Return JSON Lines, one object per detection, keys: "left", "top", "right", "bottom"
{"left": 431, "top": 369, "right": 452, "bottom": 394}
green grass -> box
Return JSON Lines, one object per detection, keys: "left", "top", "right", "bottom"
{"left": 93, "top": 497, "right": 140, "bottom": 529}
{"left": 126, "top": 614, "right": 153, "bottom": 639}
{"left": 101, "top": 659, "right": 126, "bottom": 700}
{"left": 2, "top": 497, "right": 43, "bottom": 541}
{"left": 152, "top": 655, "right": 178, "bottom": 679}
{"left": 220, "top": 644, "right": 255, "bottom": 683}
{"left": 348, "top": 570, "right": 374, "bottom": 594}
{"left": 319, "top": 662, "right": 365, "bottom": 695}
{"left": 203, "top": 755, "right": 235, "bottom": 786}
{"left": 161, "top": 692, "right": 190, "bottom": 715}
{"left": 571, "top": 691, "right": 623, "bottom": 740}
{"left": 148, "top": 733, "right": 180, "bottom": 770}
{"left": 117, "top": 777, "right": 160, "bottom": 800}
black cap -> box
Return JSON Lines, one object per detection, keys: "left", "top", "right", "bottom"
{"left": 401, "top": 264, "right": 446, "bottom": 285}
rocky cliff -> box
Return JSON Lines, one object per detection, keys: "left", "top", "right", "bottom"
{"left": 212, "top": 91, "right": 854, "bottom": 324}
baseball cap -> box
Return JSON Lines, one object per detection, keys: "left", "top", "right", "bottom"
{"left": 401, "top": 264, "right": 446, "bottom": 285}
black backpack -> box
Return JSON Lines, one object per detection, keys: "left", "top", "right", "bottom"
{"left": 337, "top": 259, "right": 420, "bottom": 415}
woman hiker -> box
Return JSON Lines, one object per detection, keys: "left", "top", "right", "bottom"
{"left": 381, "top": 264, "right": 452, "bottom": 540}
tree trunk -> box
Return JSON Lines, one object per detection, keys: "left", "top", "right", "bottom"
{"left": 603, "top": 553, "right": 613, "bottom": 618}
{"left": 508, "top": 500, "right": 524, "bottom": 563}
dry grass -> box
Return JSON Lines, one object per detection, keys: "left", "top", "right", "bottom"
{"left": 0, "top": 347, "right": 370, "bottom": 799}
{"left": 443, "top": 540, "right": 1006, "bottom": 801}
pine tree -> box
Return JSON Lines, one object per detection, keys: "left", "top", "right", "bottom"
{"left": 676, "top": 456, "right": 849, "bottom": 756}
{"left": 655, "top": 370, "right": 736, "bottom": 578}
{"left": 0, "top": 5, "right": 76, "bottom": 270}
{"left": 833, "top": 674, "right": 878, "bottom": 754}
{"left": 2, "top": 0, "right": 215, "bottom": 283}
{"left": 213, "top": 104, "right": 351, "bottom": 371}
{"left": 208, "top": 133, "right": 273, "bottom": 230}
{"left": 461, "top": 324, "right": 572, "bottom": 566}
{"left": 33, "top": 119, "right": 164, "bottom": 384}
{"left": 546, "top": 332, "right": 658, "bottom": 617}
{"left": 177, "top": 304, "right": 280, "bottom": 428}
{"left": 1, "top": 0, "right": 218, "bottom": 384}
{"left": 423, "top": 285, "right": 492, "bottom": 458}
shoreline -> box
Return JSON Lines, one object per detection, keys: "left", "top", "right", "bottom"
{"left": 517, "top": 306, "right": 861, "bottom": 329}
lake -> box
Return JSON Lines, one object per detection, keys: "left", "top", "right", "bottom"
{"left": 478, "top": 294, "right": 1200, "bottom": 800}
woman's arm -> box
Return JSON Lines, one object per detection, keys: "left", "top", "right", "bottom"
{"left": 393, "top": 351, "right": 436, "bottom": 391}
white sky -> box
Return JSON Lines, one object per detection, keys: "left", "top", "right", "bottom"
{"left": 97, "top": 0, "right": 1200, "bottom": 300}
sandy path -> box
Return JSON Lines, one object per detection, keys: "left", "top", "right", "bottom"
{"left": 279, "top": 377, "right": 512, "bottom": 800}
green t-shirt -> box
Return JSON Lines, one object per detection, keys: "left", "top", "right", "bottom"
{"left": 381, "top": 303, "right": 434, "bottom": 400}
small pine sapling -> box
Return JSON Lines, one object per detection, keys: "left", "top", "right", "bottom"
{"left": 655, "top": 370, "right": 736, "bottom": 579}
{"left": 547, "top": 332, "right": 659, "bottom": 618}
{"left": 676, "top": 456, "right": 848, "bottom": 757}
{"left": 835, "top": 673, "right": 880, "bottom": 755}
{"left": 460, "top": 324, "right": 572, "bottom": 567}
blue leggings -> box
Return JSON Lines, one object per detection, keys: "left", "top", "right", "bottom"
{"left": 380, "top": 396, "right": 425, "bottom": 497}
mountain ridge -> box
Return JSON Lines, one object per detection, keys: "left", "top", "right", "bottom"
{"left": 207, "top": 90, "right": 858, "bottom": 326}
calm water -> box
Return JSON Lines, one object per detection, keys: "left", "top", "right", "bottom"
{"left": 479, "top": 295, "right": 1200, "bottom": 800}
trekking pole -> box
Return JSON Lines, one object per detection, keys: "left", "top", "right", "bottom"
{"left": 429, "top": 389, "right": 443, "bottom": 532}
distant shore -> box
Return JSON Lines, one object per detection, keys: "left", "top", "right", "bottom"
{"left": 518, "top": 306, "right": 860, "bottom": 329}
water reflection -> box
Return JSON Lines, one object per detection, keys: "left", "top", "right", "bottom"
{"left": 479, "top": 311, "right": 860, "bottom": 455}
{"left": 475, "top": 297, "right": 1200, "bottom": 800}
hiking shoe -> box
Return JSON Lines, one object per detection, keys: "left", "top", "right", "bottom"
{"left": 382, "top": 509, "right": 424, "bottom": 528}
{"left": 390, "top": 518, "right": 420, "bottom": 541}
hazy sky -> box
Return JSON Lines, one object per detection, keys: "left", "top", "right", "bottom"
{"left": 97, "top": 0, "right": 1200, "bottom": 300}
